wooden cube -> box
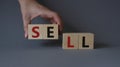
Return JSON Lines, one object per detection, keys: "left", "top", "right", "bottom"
{"left": 28, "top": 24, "right": 43, "bottom": 39}
{"left": 42, "top": 24, "right": 58, "bottom": 39}
{"left": 28, "top": 24, "right": 58, "bottom": 39}
{"left": 78, "top": 33, "right": 94, "bottom": 49}
{"left": 62, "top": 33, "right": 79, "bottom": 49}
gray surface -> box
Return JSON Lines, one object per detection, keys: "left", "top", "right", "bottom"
{"left": 0, "top": 0, "right": 120, "bottom": 67}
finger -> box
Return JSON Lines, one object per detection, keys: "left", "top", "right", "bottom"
{"left": 23, "top": 18, "right": 31, "bottom": 38}
{"left": 52, "top": 13, "right": 63, "bottom": 32}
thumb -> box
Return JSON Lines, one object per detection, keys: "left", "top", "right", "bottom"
{"left": 23, "top": 18, "right": 31, "bottom": 38}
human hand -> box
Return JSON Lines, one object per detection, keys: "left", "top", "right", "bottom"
{"left": 18, "top": 0, "right": 63, "bottom": 38}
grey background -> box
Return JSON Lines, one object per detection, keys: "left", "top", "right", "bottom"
{"left": 0, "top": 0, "right": 120, "bottom": 67}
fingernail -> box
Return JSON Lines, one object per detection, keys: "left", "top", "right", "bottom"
{"left": 24, "top": 33, "right": 27, "bottom": 38}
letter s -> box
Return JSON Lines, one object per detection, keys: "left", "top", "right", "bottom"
{"left": 32, "top": 26, "right": 40, "bottom": 38}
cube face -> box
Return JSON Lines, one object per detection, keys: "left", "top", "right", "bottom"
{"left": 78, "top": 33, "right": 94, "bottom": 49}
{"left": 42, "top": 24, "right": 58, "bottom": 39}
{"left": 28, "top": 24, "right": 43, "bottom": 39}
{"left": 62, "top": 33, "right": 79, "bottom": 49}
{"left": 28, "top": 24, "right": 58, "bottom": 39}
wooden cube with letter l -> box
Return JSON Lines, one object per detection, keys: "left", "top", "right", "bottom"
{"left": 28, "top": 24, "right": 58, "bottom": 39}
{"left": 62, "top": 33, "right": 79, "bottom": 49}
{"left": 78, "top": 33, "right": 94, "bottom": 49}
